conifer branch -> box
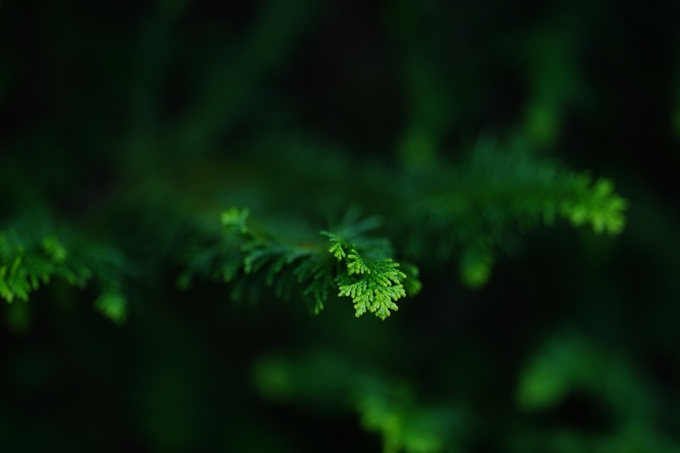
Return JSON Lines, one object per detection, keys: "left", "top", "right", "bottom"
{"left": 0, "top": 214, "right": 130, "bottom": 323}
{"left": 180, "top": 208, "right": 419, "bottom": 320}
{"left": 399, "top": 138, "right": 628, "bottom": 286}
{"left": 252, "top": 352, "right": 468, "bottom": 452}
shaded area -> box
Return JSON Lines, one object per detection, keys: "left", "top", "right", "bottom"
{"left": 2, "top": 0, "right": 680, "bottom": 452}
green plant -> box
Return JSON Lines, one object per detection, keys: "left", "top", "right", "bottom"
{"left": 4, "top": 1, "right": 679, "bottom": 452}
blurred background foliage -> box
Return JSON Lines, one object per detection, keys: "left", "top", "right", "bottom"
{"left": 1, "top": 0, "right": 680, "bottom": 451}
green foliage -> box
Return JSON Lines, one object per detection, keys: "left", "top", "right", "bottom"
{"left": 355, "top": 381, "right": 466, "bottom": 453}
{"left": 3, "top": 136, "right": 628, "bottom": 325}
{"left": 176, "top": 136, "right": 628, "bottom": 298}
{"left": 0, "top": 230, "right": 85, "bottom": 303}
{"left": 560, "top": 176, "right": 627, "bottom": 235}
{"left": 0, "top": 214, "right": 129, "bottom": 323}
{"left": 514, "top": 331, "right": 679, "bottom": 452}
{"left": 93, "top": 291, "right": 128, "bottom": 324}
{"left": 181, "top": 208, "right": 418, "bottom": 320}
{"left": 400, "top": 138, "right": 627, "bottom": 285}
{"left": 517, "top": 331, "right": 657, "bottom": 422}
{"left": 2, "top": 0, "right": 673, "bottom": 451}
{"left": 251, "top": 352, "right": 468, "bottom": 453}
{"left": 325, "top": 232, "right": 407, "bottom": 319}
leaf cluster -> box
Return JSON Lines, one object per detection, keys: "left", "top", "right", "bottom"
{"left": 251, "top": 351, "right": 468, "bottom": 453}
{"left": 515, "top": 331, "right": 678, "bottom": 452}
{"left": 398, "top": 139, "right": 628, "bottom": 286}
{"left": 180, "top": 208, "right": 420, "bottom": 320}
{"left": 325, "top": 232, "right": 407, "bottom": 320}
{"left": 0, "top": 214, "right": 130, "bottom": 323}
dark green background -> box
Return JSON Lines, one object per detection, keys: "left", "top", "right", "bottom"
{"left": 1, "top": 0, "right": 680, "bottom": 451}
